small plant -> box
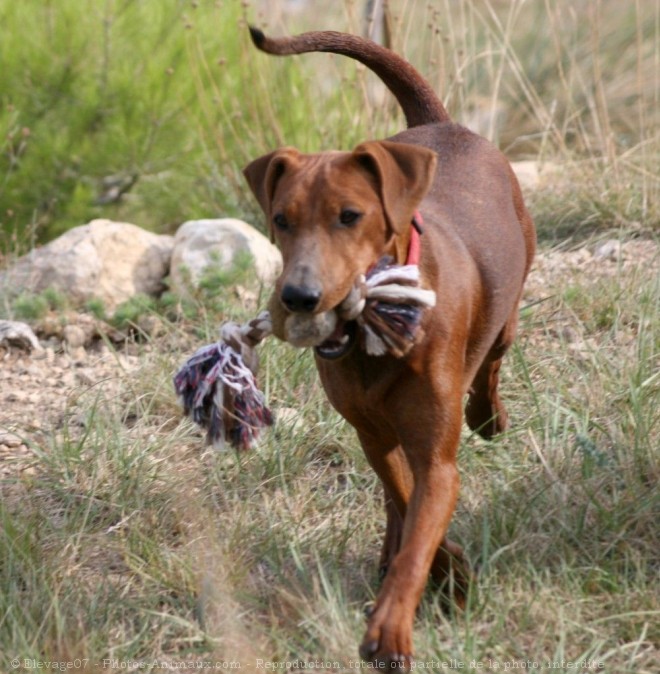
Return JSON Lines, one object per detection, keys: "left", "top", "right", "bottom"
{"left": 84, "top": 297, "right": 106, "bottom": 320}
{"left": 10, "top": 287, "right": 72, "bottom": 321}
{"left": 11, "top": 292, "right": 49, "bottom": 321}
{"left": 40, "top": 287, "right": 68, "bottom": 311}
{"left": 111, "top": 294, "right": 158, "bottom": 330}
{"left": 169, "top": 251, "right": 261, "bottom": 326}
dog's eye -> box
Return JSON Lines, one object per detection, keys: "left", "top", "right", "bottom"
{"left": 339, "top": 209, "right": 361, "bottom": 227}
{"left": 273, "top": 213, "right": 289, "bottom": 231}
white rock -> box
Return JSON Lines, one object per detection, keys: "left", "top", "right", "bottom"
{"left": 593, "top": 239, "right": 622, "bottom": 262}
{"left": 511, "top": 161, "right": 539, "bottom": 190}
{"left": 0, "top": 220, "right": 174, "bottom": 312}
{"left": 275, "top": 407, "right": 305, "bottom": 434}
{"left": 170, "top": 218, "right": 282, "bottom": 296}
{"left": 0, "top": 320, "right": 43, "bottom": 352}
{"left": 511, "top": 160, "right": 560, "bottom": 191}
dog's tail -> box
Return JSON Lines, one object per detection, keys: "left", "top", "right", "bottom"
{"left": 249, "top": 27, "right": 450, "bottom": 128}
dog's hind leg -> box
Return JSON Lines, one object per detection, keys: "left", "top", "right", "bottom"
{"left": 429, "top": 536, "right": 471, "bottom": 611}
{"left": 379, "top": 487, "right": 403, "bottom": 581}
{"left": 465, "top": 306, "right": 520, "bottom": 440}
{"left": 465, "top": 356, "right": 508, "bottom": 439}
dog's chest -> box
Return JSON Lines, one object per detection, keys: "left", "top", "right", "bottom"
{"left": 315, "top": 353, "right": 408, "bottom": 422}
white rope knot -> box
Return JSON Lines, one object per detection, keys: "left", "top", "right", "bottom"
{"left": 339, "top": 260, "right": 436, "bottom": 357}
{"left": 174, "top": 257, "right": 436, "bottom": 449}
{"left": 220, "top": 311, "right": 273, "bottom": 373}
{"left": 337, "top": 274, "right": 367, "bottom": 321}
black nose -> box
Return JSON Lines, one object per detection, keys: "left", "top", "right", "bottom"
{"left": 281, "top": 283, "right": 322, "bottom": 313}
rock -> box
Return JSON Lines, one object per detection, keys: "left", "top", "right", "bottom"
{"left": 511, "top": 160, "right": 560, "bottom": 191}
{"left": 275, "top": 407, "right": 305, "bottom": 434}
{"left": 38, "top": 314, "right": 65, "bottom": 340}
{"left": 63, "top": 324, "right": 87, "bottom": 349}
{"left": 68, "top": 346, "right": 88, "bottom": 364}
{"left": 593, "top": 239, "right": 622, "bottom": 262}
{"left": 75, "top": 369, "right": 97, "bottom": 387}
{"left": 136, "top": 314, "right": 162, "bottom": 338}
{"left": 0, "top": 219, "right": 174, "bottom": 312}
{"left": 0, "top": 431, "right": 24, "bottom": 448}
{"left": 0, "top": 320, "right": 43, "bottom": 352}
{"left": 511, "top": 161, "right": 539, "bottom": 190}
{"left": 35, "top": 311, "right": 126, "bottom": 347}
{"left": 170, "top": 218, "right": 282, "bottom": 296}
{"left": 5, "top": 390, "right": 28, "bottom": 403}
{"left": 31, "top": 346, "right": 55, "bottom": 363}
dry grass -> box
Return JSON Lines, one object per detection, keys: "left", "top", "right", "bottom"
{"left": 1, "top": 0, "right": 659, "bottom": 671}
{"left": 2, "top": 239, "right": 657, "bottom": 670}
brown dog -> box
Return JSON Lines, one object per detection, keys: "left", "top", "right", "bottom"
{"left": 243, "top": 29, "right": 535, "bottom": 667}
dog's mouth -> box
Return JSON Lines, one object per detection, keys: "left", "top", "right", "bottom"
{"left": 314, "top": 319, "right": 357, "bottom": 360}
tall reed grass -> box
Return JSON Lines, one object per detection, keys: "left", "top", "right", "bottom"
{"left": 0, "top": 0, "right": 657, "bottom": 247}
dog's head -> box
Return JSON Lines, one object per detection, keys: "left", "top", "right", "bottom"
{"left": 244, "top": 140, "right": 436, "bottom": 357}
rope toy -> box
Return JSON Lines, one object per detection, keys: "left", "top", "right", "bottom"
{"left": 343, "top": 257, "right": 436, "bottom": 357}
{"left": 174, "top": 256, "right": 435, "bottom": 450}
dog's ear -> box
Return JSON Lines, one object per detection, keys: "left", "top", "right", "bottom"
{"left": 353, "top": 140, "right": 437, "bottom": 235}
{"left": 243, "top": 147, "right": 300, "bottom": 240}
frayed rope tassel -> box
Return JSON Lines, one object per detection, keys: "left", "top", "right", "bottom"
{"left": 173, "top": 312, "right": 274, "bottom": 450}
{"left": 173, "top": 258, "right": 436, "bottom": 450}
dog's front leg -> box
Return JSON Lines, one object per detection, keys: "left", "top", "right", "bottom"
{"left": 358, "top": 404, "right": 463, "bottom": 668}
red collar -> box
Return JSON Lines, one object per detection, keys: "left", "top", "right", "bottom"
{"left": 406, "top": 210, "right": 424, "bottom": 265}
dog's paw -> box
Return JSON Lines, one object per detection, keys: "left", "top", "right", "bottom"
{"left": 359, "top": 603, "right": 414, "bottom": 671}
{"left": 359, "top": 639, "right": 413, "bottom": 671}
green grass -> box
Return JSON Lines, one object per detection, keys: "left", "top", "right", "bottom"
{"left": 0, "top": 0, "right": 659, "bottom": 671}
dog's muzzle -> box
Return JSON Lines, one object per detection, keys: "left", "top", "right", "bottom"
{"left": 280, "top": 278, "right": 364, "bottom": 359}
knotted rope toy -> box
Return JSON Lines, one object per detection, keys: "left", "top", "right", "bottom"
{"left": 174, "top": 222, "right": 436, "bottom": 450}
